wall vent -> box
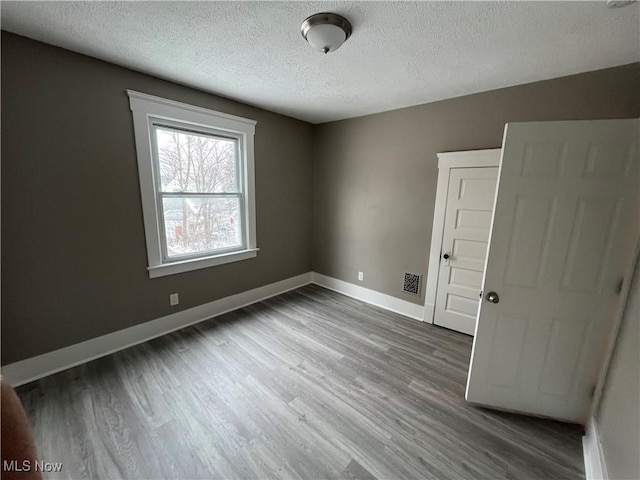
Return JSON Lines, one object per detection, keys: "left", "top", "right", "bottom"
{"left": 403, "top": 273, "right": 421, "bottom": 295}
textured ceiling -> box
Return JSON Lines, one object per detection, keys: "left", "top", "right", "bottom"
{"left": 2, "top": 1, "right": 638, "bottom": 124}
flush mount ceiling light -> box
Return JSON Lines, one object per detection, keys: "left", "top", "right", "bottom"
{"left": 301, "top": 12, "right": 352, "bottom": 54}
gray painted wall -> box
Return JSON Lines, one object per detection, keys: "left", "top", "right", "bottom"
{"left": 313, "top": 64, "right": 639, "bottom": 305}
{"left": 2, "top": 31, "right": 639, "bottom": 367}
{"left": 597, "top": 255, "right": 640, "bottom": 480}
{"left": 1, "top": 32, "right": 314, "bottom": 364}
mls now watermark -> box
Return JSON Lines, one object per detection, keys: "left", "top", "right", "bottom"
{"left": 3, "top": 460, "right": 63, "bottom": 473}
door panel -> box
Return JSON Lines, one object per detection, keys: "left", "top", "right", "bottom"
{"left": 560, "top": 197, "right": 622, "bottom": 292}
{"left": 434, "top": 167, "right": 498, "bottom": 335}
{"left": 504, "top": 195, "right": 558, "bottom": 288}
{"left": 456, "top": 209, "right": 493, "bottom": 230}
{"left": 485, "top": 312, "right": 529, "bottom": 388}
{"left": 450, "top": 267, "right": 483, "bottom": 289}
{"left": 466, "top": 119, "right": 639, "bottom": 423}
{"left": 538, "top": 316, "right": 591, "bottom": 397}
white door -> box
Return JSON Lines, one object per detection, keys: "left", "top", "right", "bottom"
{"left": 466, "top": 119, "right": 639, "bottom": 423}
{"left": 434, "top": 167, "right": 498, "bottom": 335}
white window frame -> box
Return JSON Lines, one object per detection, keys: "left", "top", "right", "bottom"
{"left": 128, "top": 90, "right": 258, "bottom": 278}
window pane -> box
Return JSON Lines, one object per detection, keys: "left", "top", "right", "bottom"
{"left": 155, "top": 126, "right": 238, "bottom": 193}
{"left": 162, "top": 196, "right": 242, "bottom": 259}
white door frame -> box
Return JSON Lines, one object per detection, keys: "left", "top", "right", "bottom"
{"left": 423, "top": 149, "right": 501, "bottom": 324}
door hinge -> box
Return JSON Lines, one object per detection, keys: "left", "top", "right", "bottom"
{"left": 589, "top": 384, "right": 597, "bottom": 399}
{"left": 616, "top": 277, "right": 624, "bottom": 295}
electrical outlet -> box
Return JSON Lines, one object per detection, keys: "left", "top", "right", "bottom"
{"left": 170, "top": 293, "right": 179, "bottom": 306}
{"left": 358, "top": 271, "right": 364, "bottom": 281}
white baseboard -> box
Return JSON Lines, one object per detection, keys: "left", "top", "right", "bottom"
{"left": 583, "top": 416, "right": 608, "bottom": 480}
{"left": 2, "top": 271, "right": 428, "bottom": 387}
{"left": 311, "top": 272, "right": 425, "bottom": 321}
{"left": 2, "top": 272, "right": 312, "bottom": 387}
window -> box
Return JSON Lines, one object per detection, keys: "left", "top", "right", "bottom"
{"left": 128, "top": 91, "right": 257, "bottom": 278}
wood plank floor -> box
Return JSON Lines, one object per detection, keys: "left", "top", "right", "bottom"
{"left": 16, "top": 285, "right": 585, "bottom": 479}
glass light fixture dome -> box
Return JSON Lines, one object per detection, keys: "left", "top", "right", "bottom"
{"left": 301, "top": 13, "right": 352, "bottom": 54}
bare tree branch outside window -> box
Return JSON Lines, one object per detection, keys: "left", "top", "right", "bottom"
{"left": 155, "top": 128, "right": 242, "bottom": 258}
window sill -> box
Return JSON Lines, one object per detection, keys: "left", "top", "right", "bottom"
{"left": 147, "top": 248, "right": 259, "bottom": 278}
